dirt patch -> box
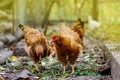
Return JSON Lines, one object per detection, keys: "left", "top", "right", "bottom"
{"left": 0, "top": 39, "right": 112, "bottom": 80}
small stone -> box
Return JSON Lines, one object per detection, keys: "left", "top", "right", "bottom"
{"left": 0, "top": 36, "right": 8, "bottom": 44}
{"left": 0, "top": 49, "right": 13, "bottom": 64}
{"left": 14, "top": 29, "right": 23, "bottom": 41}
{"left": 13, "top": 40, "right": 27, "bottom": 56}
{"left": 5, "top": 34, "right": 16, "bottom": 45}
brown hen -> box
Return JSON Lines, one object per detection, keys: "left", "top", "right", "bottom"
{"left": 19, "top": 24, "right": 51, "bottom": 71}
{"left": 52, "top": 26, "right": 82, "bottom": 74}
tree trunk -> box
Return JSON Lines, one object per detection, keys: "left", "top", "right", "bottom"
{"left": 56, "top": 0, "right": 64, "bottom": 20}
{"left": 18, "top": 0, "right": 27, "bottom": 24}
{"left": 79, "top": 0, "right": 86, "bottom": 14}
{"left": 41, "top": 0, "right": 55, "bottom": 35}
{"left": 0, "top": 0, "right": 12, "bottom": 8}
{"left": 74, "top": 0, "right": 78, "bottom": 15}
{"left": 92, "top": 0, "right": 99, "bottom": 20}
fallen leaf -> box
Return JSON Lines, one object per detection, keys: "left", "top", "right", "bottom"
{"left": 10, "top": 55, "right": 17, "bottom": 61}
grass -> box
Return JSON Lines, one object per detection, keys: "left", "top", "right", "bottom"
{"left": 75, "top": 70, "right": 101, "bottom": 76}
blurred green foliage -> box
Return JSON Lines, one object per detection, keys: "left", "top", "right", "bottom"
{"left": 0, "top": 0, "right": 120, "bottom": 43}
{"left": 86, "top": 25, "right": 120, "bottom": 43}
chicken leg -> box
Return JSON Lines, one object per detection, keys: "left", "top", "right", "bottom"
{"left": 62, "top": 65, "right": 67, "bottom": 78}
{"left": 71, "top": 64, "right": 75, "bottom": 74}
{"left": 63, "top": 66, "right": 66, "bottom": 73}
{"left": 34, "top": 62, "right": 39, "bottom": 71}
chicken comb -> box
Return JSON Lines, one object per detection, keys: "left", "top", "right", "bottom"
{"left": 52, "top": 35, "right": 59, "bottom": 41}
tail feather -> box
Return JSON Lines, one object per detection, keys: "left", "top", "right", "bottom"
{"left": 19, "top": 24, "right": 24, "bottom": 30}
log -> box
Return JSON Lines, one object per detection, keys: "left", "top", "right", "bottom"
{"left": 98, "top": 62, "right": 111, "bottom": 75}
{"left": 48, "top": 20, "right": 76, "bottom": 25}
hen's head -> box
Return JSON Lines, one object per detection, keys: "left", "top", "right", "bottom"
{"left": 52, "top": 34, "right": 70, "bottom": 47}
{"left": 52, "top": 35, "right": 60, "bottom": 42}
{"left": 52, "top": 35, "right": 64, "bottom": 46}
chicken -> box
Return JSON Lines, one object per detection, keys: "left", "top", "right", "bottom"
{"left": 71, "top": 18, "right": 85, "bottom": 47}
{"left": 51, "top": 26, "right": 82, "bottom": 74}
{"left": 0, "top": 75, "right": 4, "bottom": 80}
{"left": 88, "top": 15, "right": 101, "bottom": 30}
{"left": 19, "top": 24, "right": 51, "bottom": 71}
